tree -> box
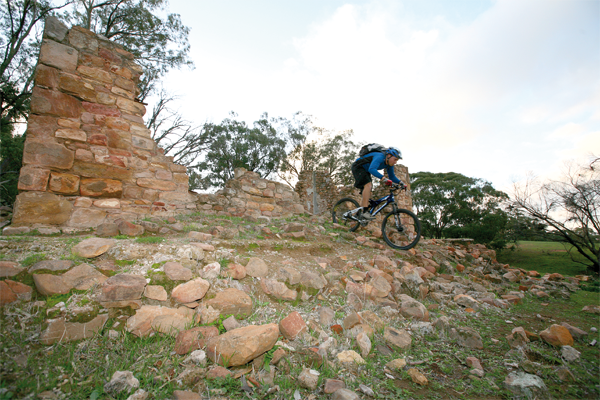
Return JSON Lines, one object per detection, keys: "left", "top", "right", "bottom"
{"left": 193, "top": 113, "right": 289, "bottom": 190}
{"left": 1, "top": 0, "right": 74, "bottom": 123}
{"left": 410, "top": 172, "right": 509, "bottom": 248}
{"left": 278, "top": 114, "right": 359, "bottom": 188}
{"left": 511, "top": 156, "right": 599, "bottom": 273}
{"left": 68, "top": 0, "right": 193, "bottom": 100}
{"left": 0, "top": 121, "right": 25, "bottom": 206}
{"left": 146, "top": 90, "right": 211, "bottom": 167}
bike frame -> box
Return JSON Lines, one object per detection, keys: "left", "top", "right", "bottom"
{"left": 366, "top": 188, "right": 398, "bottom": 217}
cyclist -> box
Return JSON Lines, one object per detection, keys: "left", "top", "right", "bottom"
{"left": 351, "top": 147, "right": 405, "bottom": 220}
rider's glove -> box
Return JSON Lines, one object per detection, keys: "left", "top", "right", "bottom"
{"left": 384, "top": 179, "right": 393, "bottom": 186}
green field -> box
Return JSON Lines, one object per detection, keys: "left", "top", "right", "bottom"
{"left": 497, "top": 241, "right": 593, "bottom": 276}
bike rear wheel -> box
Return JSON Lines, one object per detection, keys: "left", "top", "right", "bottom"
{"left": 332, "top": 197, "right": 361, "bottom": 232}
{"left": 381, "top": 209, "right": 421, "bottom": 250}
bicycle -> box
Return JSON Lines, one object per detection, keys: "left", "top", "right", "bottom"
{"left": 331, "top": 183, "right": 421, "bottom": 250}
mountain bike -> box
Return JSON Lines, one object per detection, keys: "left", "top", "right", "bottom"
{"left": 331, "top": 183, "right": 421, "bottom": 250}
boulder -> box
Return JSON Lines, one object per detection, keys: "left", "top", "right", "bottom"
{"left": 206, "top": 323, "right": 279, "bottom": 367}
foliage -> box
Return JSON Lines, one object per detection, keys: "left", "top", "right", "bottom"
{"left": 510, "top": 156, "right": 599, "bottom": 273}
{"left": 0, "top": 126, "right": 25, "bottom": 206}
{"left": 192, "top": 112, "right": 291, "bottom": 190}
{"left": 278, "top": 113, "right": 359, "bottom": 188}
{"left": 64, "top": 0, "right": 193, "bottom": 100}
{"left": 410, "top": 171, "right": 509, "bottom": 248}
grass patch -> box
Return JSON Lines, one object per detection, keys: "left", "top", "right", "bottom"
{"left": 497, "top": 241, "right": 592, "bottom": 276}
{"left": 20, "top": 253, "right": 47, "bottom": 268}
{"left": 135, "top": 236, "right": 165, "bottom": 244}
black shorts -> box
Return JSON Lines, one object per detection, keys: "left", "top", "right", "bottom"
{"left": 352, "top": 162, "right": 371, "bottom": 191}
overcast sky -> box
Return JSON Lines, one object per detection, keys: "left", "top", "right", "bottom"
{"left": 157, "top": 0, "right": 599, "bottom": 192}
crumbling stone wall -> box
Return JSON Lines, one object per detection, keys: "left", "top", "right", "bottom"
{"left": 196, "top": 168, "right": 305, "bottom": 218}
{"left": 296, "top": 164, "right": 413, "bottom": 214}
{"left": 10, "top": 18, "right": 196, "bottom": 230}
{"left": 296, "top": 170, "right": 338, "bottom": 214}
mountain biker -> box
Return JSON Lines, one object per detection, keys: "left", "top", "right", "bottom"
{"left": 351, "top": 147, "right": 405, "bottom": 220}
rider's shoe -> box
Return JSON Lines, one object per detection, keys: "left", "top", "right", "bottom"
{"left": 359, "top": 210, "right": 376, "bottom": 221}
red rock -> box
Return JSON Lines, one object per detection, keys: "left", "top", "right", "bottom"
{"left": 17, "top": 166, "right": 51, "bottom": 191}
{"left": 174, "top": 326, "right": 220, "bottom": 355}
{"left": 223, "top": 263, "right": 246, "bottom": 280}
{"left": 0, "top": 261, "right": 24, "bottom": 277}
{"left": 39, "top": 40, "right": 78, "bottom": 71}
{"left": 48, "top": 172, "right": 80, "bottom": 194}
{"left": 204, "top": 288, "right": 253, "bottom": 318}
{"left": 88, "top": 134, "right": 108, "bottom": 146}
{"left": 30, "top": 87, "right": 81, "bottom": 118}
{"left": 331, "top": 324, "right": 343, "bottom": 335}
{"left": 279, "top": 311, "right": 307, "bottom": 340}
{"left": 547, "top": 273, "right": 564, "bottom": 281}
{"left": 172, "top": 278, "right": 210, "bottom": 304}
{"left": 0, "top": 281, "right": 18, "bottom": 305}
{"left": 12, "top": 192, "right": 73, "bottom": 226}
{"left": 80, "top": 178, "right": 123, "bottom": 197}
{"left": 206, "top": 366, "right": 231, "bottom": 380}
{"left": 456, "top": 264, "right": 465, "bottom": 272}
{"left": 22, "top": 140, "right": 74, "bottom": 170}
{"left": 98, "top": 274, "right": 146, "bottom": 302}
{"left": 82, "top": 101, "right": 120, "bottom": 117}
{"left": 540, "top": 324, "right": 574, "bottom": 347}
{"left": 206, "top": 323, "right": 279, "bottom": 367}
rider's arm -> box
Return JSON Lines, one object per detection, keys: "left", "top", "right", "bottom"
{"left": 386, "top": 166, "right": 401, "bottom": 184}
{"left": 366, "top": 153, "right": 386, "bottom": 179}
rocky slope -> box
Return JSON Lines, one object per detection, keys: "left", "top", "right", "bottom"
{"left": 0, "top": 212, "right": 598, "bottom": 400}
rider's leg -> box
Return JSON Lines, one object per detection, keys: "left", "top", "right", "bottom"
{"left": 361, "top": 182, "right": 372, "bottom": 209}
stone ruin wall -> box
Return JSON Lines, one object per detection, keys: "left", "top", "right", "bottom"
{"left": 10, "top": 17, "right": 197, "bottom": 232}
{"left": 196, "top": 168, "right": 304, "bottom": 218}
{"left": 296, "top": 164, "right": 414, "bottom": 214}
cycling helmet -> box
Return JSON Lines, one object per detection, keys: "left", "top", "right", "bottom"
{"left": 386, "top": 147, "right": 402, "bottom": 159}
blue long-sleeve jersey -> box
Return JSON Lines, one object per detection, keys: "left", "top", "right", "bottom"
{"left": 354, "top": 152, "right": 401, "bottom": 183}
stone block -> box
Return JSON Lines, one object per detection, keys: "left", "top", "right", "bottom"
{"left": 48, "top": 172, "right": 80, "bottom": 194}
{"left": 96, "top": 92, "right": 117, "bottom": 105}
{"left": 22, "top": 140, "right": 74, "bottom": 169}
{"left": 25, "top": 114, "right": 58, "bottom": 139}
{"left": 68, "top": 26, "right": 98, "bottom": 52}
{"left": 43, "top": 16, "right": 68, "bottom": 42}
{"left": 17, "top": 166, "right": 50, "bottom": 191}
{"left": 58, "top": 72, "right": 96, "bottom": 102}
{"left": 72, "top": 161, "right": 132, "bottom": 180}
{"left": 88, "top": 134, "right": 108, "bottom": 146}
{"left": 82, "top": 102, "right": 120, "bottom": 117}
{"left": 34, "top": 64, "right": 59, "bottom": 88}
{"left": 105, "top": 129, "right": 132, "bottom": 150}
{"left": 12, "top": 192, "right": 73, "bottom": 226}
{"left": 39, "top": 39, "right": 78, "bottom": 72}
{"left": 137, "top": 178, "right": 177, "bottom": 191}
{"left": 155, "top": 169, "right": 172, "bottom": 180}
{"left": 116, "top": 97, "right": 145, "bottom": 116}
{"left": 114, "top": 76, "right": 135, "bottom": 92}
{"left": 132, "top": 135, "right": 155, "bottom": 151}
{"left": 80, "top": 178, "right": 123, "bottom": 197}
{"left": 55, "top": 128, "right": 87, "bottom": 141}
{"left": 66, "top": 208, "right": 107, "bottom": 228}
{"left": 77, "top": 65, "right": 112, "bottom": 84}
{"left": 110, "top": 65, "right": 132, "bottom": 79}
{"left": 30, "top": 87, "right": 81, "bottom": 118}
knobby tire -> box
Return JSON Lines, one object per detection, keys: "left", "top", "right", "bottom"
{"left": 381, "top": 209, "right": 421, "bottom": 250}
{"left": 331, "top": 197, "right": 360, "bottom": 232}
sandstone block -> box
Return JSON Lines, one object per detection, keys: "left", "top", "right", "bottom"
{"left": 72, "top": 238, "right": 116, "bottom": 258}
{"left": 384, "top": 327, "right": 412, "bottom": 349}
{"left": 80, "top": 178, "right": 123, "bottom": 197}
{"left": 93, "top": 199, "right": 120, "bottom": 208}
{"left": 30, "top": 87, "right": 81, "bottom": 118}
{"left": 144, "top": 285, "right": 168, "bottom": 301}
{"left": 22, "top": 140, "right": 74, "bottom": 169}
{"left": 279, "top": 311, "right": 307, "bottom": 340}
{"left": 58, "top": 72, "right": 96, "bottom": 102}
{"left": 204, "top": 288, "right": 253, "bottom": 318}
{"left": 137, "top": 178, "right": 177, "bottom": 191}
{"left": 25, "top": 114, "right": 58, "bottom": 139}
{"left": 164, "top": 262, "right": 193, "bottom": 281}
{"left": 132, "top": 135, "right": 155, "bottom": 151}
{"left": 126, "top": 305, "right": 194, "bottom": 337}
{"left": 29, "top": 260, "right": 73, "bottom": 273}
{"left": 33, "top": 274, "right": 70, "bottom": 296}
{"left": 540, "top": 324, "right": 574, "bottom": 347}
{"left": 77, "top": 65, "right": 112, "bottom": 84}
{"left": 174, "top": 326, "right": 220, "bottom": 355}
{"left": 172, "top": 278, "right": 210, "bottom": 304}
{"left": 246, "top": 257, "right": 269, "bottom": 277}
{"left": 82, "top": 102, "right": 120, "bottom": 117}
{"left": 39, "top": 39, "right": 78, "bottom": 71}
{"left": 206, "top": 323, "right": 279, "bottom": 367}
{"left": 0, "top": 261, "right": 24, "bottom": 277}
{"left": 12, "top": 192, "right": 73, "bottom": 226}
{"left": 48, "top": 172, "right": 80, "bottom": 194}
{"left": 0, "top": 281, "right": 18, "bottom": 305}
{"left": 68, "top": 26, "right": 99, "bottom": 52}
{"left": 66, "top": 208, "right": 107, "bottom": 228}
{"left": 17, "top": 166, "right": 50, "bottom": 191}
{"left": 35, "top": 64, "right": 59, "bottom": 88}
{"left": 40, "top": 314, "right": 108, "bottom": 345}
{"left": 117, "top": 97, "right": 145, "bottom": 116}
{"left": 55, "top": 128, "right": 87, "bottom": 141}
{"left": 99, "top": 274, "right": 147, "bottom": 302}
{"left": 72, "top": 161, "right": 132, "bottom": 181}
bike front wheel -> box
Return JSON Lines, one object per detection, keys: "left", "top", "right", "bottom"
{"left": 332, "top": 197, "right": 361, "bottom": 232}
{"left": 381, "top": 209, "right": 421, "bottom": 250}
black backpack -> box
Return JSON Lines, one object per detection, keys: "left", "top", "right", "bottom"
{"left": 358, "top": 143, "right": 387, "bottom": 157}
